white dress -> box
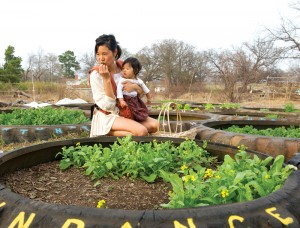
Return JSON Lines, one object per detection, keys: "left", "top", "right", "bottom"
{"left": 89, "top": 70, "right": 122, "bottom": 137}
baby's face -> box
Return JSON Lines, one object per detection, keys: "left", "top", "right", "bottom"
{"left": 122, "top": 63, "right": 135, "bottom": 79}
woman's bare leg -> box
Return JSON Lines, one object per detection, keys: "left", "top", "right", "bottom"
{"left": 110, "top": 117, "right": 148, "bottom": 136}
{"left": 108, "top": 130, "right": 132, "bottom": 136}
{"left": 140, "top": 117, "right": 159, "bottom": 133}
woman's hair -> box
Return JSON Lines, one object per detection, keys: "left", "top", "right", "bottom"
{"left": 122, "top": 57, "right": 142, "bottom": 76}
{"left": 94, "top": 34, "right": 122, "bottom": 59}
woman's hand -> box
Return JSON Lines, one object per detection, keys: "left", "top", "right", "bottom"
{"left": 97, "top": 63, "right": 110, "bottom": 79}
{"left": 122, "top": 81, "right": 142, "bottom": 94}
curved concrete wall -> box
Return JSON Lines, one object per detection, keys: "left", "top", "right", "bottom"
{"left": 196, "top": 119, "right": 300, "bottom": 162}
{"left": 0, "top": 124, "right": 91, "bottom": 144}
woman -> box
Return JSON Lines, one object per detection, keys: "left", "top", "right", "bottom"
{"left": 89, "top": 34, "right": 158, "bottom": 137}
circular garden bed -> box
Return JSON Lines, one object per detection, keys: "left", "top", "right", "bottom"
{"left": 197, "top": 119, "right": 300, "bottom": 162}
{"left": 0, "top": 136, "right": 299, "bottom": 227}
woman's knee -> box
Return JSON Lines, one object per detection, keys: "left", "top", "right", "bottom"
{"left": 147, "top": 119, "right": 159, "bottom": 133}
{"left": 133, "top": 126, "right": 148, "bottom": 136}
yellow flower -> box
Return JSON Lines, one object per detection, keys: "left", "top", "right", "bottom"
{"left": 181, "top": 165, "right": 188, "bottom": 171}
{"left": 190, "top": 175, "right": 196, "bottom": 181}
{"left": 264, "top": 174, "right": 270, "bottom": 179}
{"left": 237, "top": 144, "right": 247, "bottom": 152}
{"left": 184, "top": 175, "right": 196, "bottom": 183}
{"left": 215, "top": 175, "right": 221, "bottom": 179}
{"left": 204, "top": 168, "right": 213, "bottom": 178}
{"left": 76, "top": 142, "right": 80, "bottom": 147}
{"left": 97, "top": 199, "right": 106, "bottom": 208}
{"left": 221, "top": 189, "right": 229, "bottom": 198}
{"left": 183, "top": 176, "right": 190, "bottom": 183}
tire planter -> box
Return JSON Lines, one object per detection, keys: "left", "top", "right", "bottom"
{"left": 196, "top": 119, "right": 300, "bottom": 162}
{"left": 0, "top": 111, "right": 212, "bottom": 144}
{"left": 0, "top": 124, "right": 91, "bottom": 144}
{"left": 0, "top": 136, "right": 299, "bottom": 227}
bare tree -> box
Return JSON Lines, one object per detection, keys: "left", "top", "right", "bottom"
{"left": 119, "top": 48, "right": 132, "bottom": 61}
{"left": 265, "top": 0, "right": 300, "bottom": 58}
{"left": 238, "top": 38, "right": 284, "bottom": 92}
{"left": 23, "top": 55, "right": 33, "bottom": 81}
{"left": 138, "top": 39, "right": 208, "bottom": 87}
{"left": 44, "top": 53, "right": 62, "bottom": 82}
{"left": 24, "top": 50, "right": 63, "bottom": 82}
{"left": 207, "top": 38, "right": 284, "bottom": 102}
{"left": 80, "top": 51, "right": 97, "bottom": 75}
{"left": 137, "top": 47, "right": 163, "bottom": 83}
{"left": 25, "top": 49, "right": 47, "bottom": 82}
{"left": 207, "top": 49, "right": 239, "bottom": 102}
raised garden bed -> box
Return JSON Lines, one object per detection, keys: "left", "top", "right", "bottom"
{"left": 197, "top": 119, "right": 300, "bottom": 162}
{"left": 0, "top": 107, "right": 90, "bottom": 144}
{"left": 0, "top": 136, "right": 299, "bottom": 227}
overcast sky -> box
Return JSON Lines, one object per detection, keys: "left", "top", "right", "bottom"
{"left": 0, "top": 0, "right": 295, "bottom": 66}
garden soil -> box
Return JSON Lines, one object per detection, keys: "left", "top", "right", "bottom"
{"left": 0, "top": 160, "right": 172, "bottom": 210}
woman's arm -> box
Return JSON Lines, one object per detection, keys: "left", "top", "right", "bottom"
{"left": 98, "top": 64, "right": 115, "bottom": 99}
{"left": 122, "top": 81, "right": 144, "bottom": 96}
{"left": 90, "top": 71, "right": 116, "bottom": 112}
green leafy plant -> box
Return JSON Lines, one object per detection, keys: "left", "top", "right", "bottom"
{"left": 183, "top": 104, "right": 191, "bottom": 111}
{"left": 260, "top": 108, "right": 270, "bottom": 112}
{"left": 204, "top": 103, "right": 215, "bottom": 111}
{"left": 0, "top": 107, "right": 89, "bottom": 125}
{"left": 57, "top": 136, "right": 217, "bottom": 182}
{"left": 284, "top": 102, "right": 296, "bottom": 112}
{"left": 218, "top": 103, "right": 240, "bottom": 109}
{"left": 265, "top": 114, "right": 279, "bottom": 119}
{"left": 177, "top": 103, "right": 183, "bottom": 110}
{"left": 161, "top": 145, "right": 296, "bottom": 208}
{"left": 57, "top": 136, "right": 295, "bottom": 209}
{"left": 221, "top": 125, "right": 300, "bottom": 138}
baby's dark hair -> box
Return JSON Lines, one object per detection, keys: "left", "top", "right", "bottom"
{"left": 94, "top": 34, "right": 122, "bottom": 59}
{"left": 122, "top": 57, "right": 142, "bottom": 76}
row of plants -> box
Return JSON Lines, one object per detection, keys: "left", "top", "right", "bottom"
{"left": 151, "top": 102, "right": 240, "bottom": 112}
{"left": 259, "top": 103, "right": 300, "bottom": 113}
{"left": 151, "top": 101, "right": 300, "bottom": 113}
{"left": 0, "top": 107, "right": 89, "bottom": 125}
{"left": 57, "top": 136, "right": 296, "bottom": 208}
{"left": 221, "top": 125, "right": 300, "bottom": 138}
{"left": 260, "top": 102, "right": 300, "bottom": 113}
{"left": 203, "top": 103, "right": 241, "bottom": 111}
{"left": 151, "top": 103, "right": 198, "bottom": 111}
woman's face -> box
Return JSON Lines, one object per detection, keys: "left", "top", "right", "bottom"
{"left": 96, "top": 45, "right": 115, "bottom": 66}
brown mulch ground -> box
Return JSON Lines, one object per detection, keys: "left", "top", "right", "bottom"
{"left": 0, "top": 160, "right": 172, "bottom": 210}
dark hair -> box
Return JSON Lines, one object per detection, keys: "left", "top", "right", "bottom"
{"left": 122, "top": 57, "right": 142, "bottom": 76}
{"left": 94, "top": 34, "right": 122, "bottom": 59}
